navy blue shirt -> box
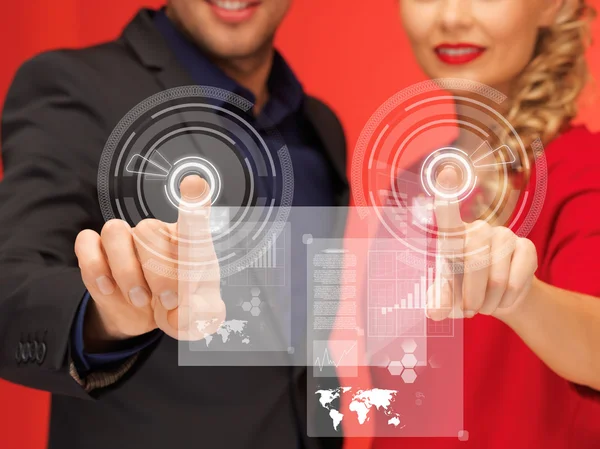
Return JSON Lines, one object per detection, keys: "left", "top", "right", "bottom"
{"left": 71, "top": 9, "right": 336, "bottom": 371}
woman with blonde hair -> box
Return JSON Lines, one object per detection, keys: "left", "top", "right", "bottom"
{"left": 372, "top": 0, "right": 600, "bottom": 447}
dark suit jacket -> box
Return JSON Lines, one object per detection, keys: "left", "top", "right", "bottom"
{"left": 0, "top": 9, "right": 348, "bottom": 449}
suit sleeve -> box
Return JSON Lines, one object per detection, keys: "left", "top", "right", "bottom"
{"left": 0, "top": 52, "right": 124, "bottom": 398}
{"left": 71, "top": 292, "right": 162, "bottom": 372}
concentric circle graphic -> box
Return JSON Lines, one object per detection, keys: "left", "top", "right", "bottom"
{"left": 165, "top": 156, "right": 222, "bottom": 209}
{"left": 352, "top": 79, "right": 547, "bottom": 273}
{"left": 420, "top": 147, "right": 476, "bottom": 202}
{"left": 98, "top": 86, "right": 294, "bottom": 280}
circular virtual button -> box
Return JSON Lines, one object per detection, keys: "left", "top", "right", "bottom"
{"left": 165, "top": 157, "right": 221, "bottom": 210}
{"left": 98, "top": 86, "right": 294, "bottom": 280}
{"left": 421, "top": 147, "right": 476, "bottom": 202}
{"left": 352, "top": 79, "right": 547, "bottom": 272}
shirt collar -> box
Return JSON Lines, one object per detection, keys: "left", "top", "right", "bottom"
{"left": 153, "top": 9, "right": 304, "bottom": 125}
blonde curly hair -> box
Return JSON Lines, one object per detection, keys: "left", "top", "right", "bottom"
{"left": 478, "top": 0, "right": 596, "bottom": 221}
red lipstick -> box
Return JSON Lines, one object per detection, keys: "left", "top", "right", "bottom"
{"left": 434, "top": 43, "right": 486, "bottom": 65}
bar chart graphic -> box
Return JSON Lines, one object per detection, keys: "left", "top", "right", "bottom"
{"left": 367, "top": 249, "right": 453, "bottom": 338}
{"left": 378, "top": 188, "right": 409, "bottom": 236}
{"left": 227, "top": 227, "right": 287, "bottom": 287}
{"left": 248, "top": 233, "right": 279, "bottom": 268}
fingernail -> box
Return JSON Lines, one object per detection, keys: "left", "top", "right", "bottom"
{"left": 95, "top": 276, "right": 115, "bottom": 295}
{"left": 464, "top": 310, "right": 476, "bottom": 318}
{"left": 160, "top": 291, "right": 179, "bottom": 310}
{"left": 129, "top": 286, "right": 150, "bottom": 308}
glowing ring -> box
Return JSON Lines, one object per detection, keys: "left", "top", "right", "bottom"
{"left": 166, "top": 157, "right": 222, "bottom": 209}
{"left": 422, "top": 150, "right": 474, "bottom": 200}
{"left": 98, "top": 86, "right": 295, "bottom": 280}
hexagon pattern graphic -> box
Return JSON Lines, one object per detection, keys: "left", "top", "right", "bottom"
{"left": 401, "top": 338, "right": 417, "bottom": 354}
{"left": 395, "top": 339, "right": 418, "bottom": 383}
{"left": 401, "top": 368, "right": 417, "bottom": 384}
{"left": 250, "top": 288, "right": 261, "bottom": 316}
{"left": 387, "top": 361, "right": 403, "bottom": 376}
{"left": 241, "top": 288, "right": 262, "bottom": 316}
{"left": 429, "top": 355, "right": 442, "bottom": 369}
{"left": 401, "top": 353, "right": 418, "bottom": 369}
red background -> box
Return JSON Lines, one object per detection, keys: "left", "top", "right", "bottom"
{"left": 1, "top": 1, "right": 599, "bottom": 448}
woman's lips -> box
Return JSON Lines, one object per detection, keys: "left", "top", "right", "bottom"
{"left": 207, "top": 0, "right": 261, "bottom": 24}
{"left": 434, "top": 43, "right": 487, "bottom": 65}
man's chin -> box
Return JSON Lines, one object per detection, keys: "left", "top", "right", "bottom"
{"left": 206, "top": 46, "right": 261, "bottom": 61}
{"left": 199, "top": 35, "right": 273, "bottom": 62}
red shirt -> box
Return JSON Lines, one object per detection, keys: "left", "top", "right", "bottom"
{"left": 367, "top": 125, "right": 600, "bottom": 448}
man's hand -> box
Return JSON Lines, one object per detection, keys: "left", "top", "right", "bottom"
{"left": 75, "top": 175, "right": 225, "bottom": 350}
{"left": 427, "top": 166, "right": 538, "bottom": 320}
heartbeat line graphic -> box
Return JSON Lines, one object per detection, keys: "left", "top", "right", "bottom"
{"left": 314, "top": 341, "right": 357, "bottom": 371}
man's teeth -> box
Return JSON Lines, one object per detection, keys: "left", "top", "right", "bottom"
{"left": 438, "top": 48, "right": 481, "bottom": 56}
{"left": 213, "top": 0, "right": 251, "bottom": 11}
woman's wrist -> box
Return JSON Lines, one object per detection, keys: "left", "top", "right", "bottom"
{"left": 493, "top": 276, "right": 545, "bottom": 328}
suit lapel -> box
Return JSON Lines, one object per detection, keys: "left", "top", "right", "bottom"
{"left": 121, "top": 10, "right": 194, "bottom": 87}
{"left": 303, "top": 97, "right": 349, "bottom": 208}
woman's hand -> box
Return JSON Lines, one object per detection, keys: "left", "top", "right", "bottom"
{"left": 427, "top": 166, "right": 538, "bottom": 320}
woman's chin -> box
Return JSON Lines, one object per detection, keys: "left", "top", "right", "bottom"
{"left": 424, "top": 73, "right": 506, "bottom": 95}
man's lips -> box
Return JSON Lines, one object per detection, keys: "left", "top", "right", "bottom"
{"left": 434, "top": 43, "right": 486, "bottom": 65}
{"left": 206, "top": 0, "right": 261, "bottom": 24}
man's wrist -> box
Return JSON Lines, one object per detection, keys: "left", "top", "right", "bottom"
{"left": 83, "top": 300, "right": 130, "bottom": 353}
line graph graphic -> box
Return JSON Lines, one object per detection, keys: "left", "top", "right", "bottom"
{"left": 313, "top": 340, "right": 358, "bottom": 377}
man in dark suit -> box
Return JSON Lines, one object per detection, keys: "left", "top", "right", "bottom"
{"left": 0, "top": 2, "right": 348, "bottom": 448}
